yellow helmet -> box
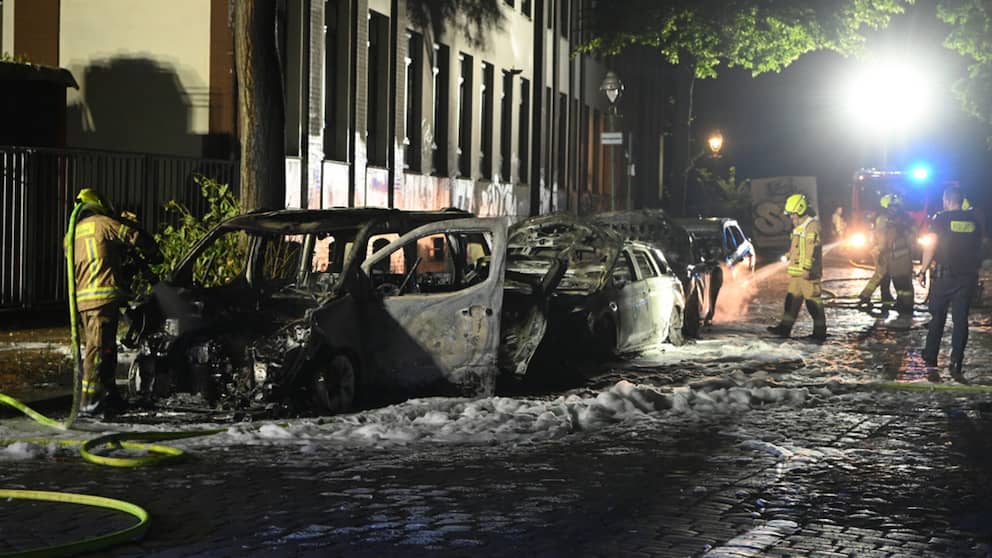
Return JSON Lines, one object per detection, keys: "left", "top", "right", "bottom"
{"left": 963, "top": 197, "right": 972, "bottom": 210}
{"left": 880, "top": 194, "right": 901, "bottom": 209}
{"left": 75, "top": 188, "right": 113, "bottom": 214}
{"left": 783, "top": 194, "right": 808, "bottom": 215}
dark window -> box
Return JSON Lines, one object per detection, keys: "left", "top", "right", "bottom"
{"left": 593, "top": 109, "right": 602, "bottom": 193}
{"left": 323, "top": 1, "right": 350, "bottom": 161}
{"left": 457, "top": 53, "right": 474, "bottom": 178}
{"left": 500, "top": 71, "right": 513, "bottom": 182}
{"left": 504, "top": 0, "right": 514, "bottom": 6}
{"left": 405, "top": 31, "right": 424, "bottom": 172}
{"left": 522, "top": 0, "right": 531, "bottom": 17}
{"left": 432, "top": 43, "right": 450, "bottom": 176}
{"left": 557, "top": 93, "right": 567, "bottom": 188}
{"left": 633, "top": 250, "right": 658, "bottom": 279}
{"left": 431, "top": 45, "right": 451, "bottom": 176}
{"left": 519, "top": 78, "right": 530, "bottom": 184}
{"left": 480, "top": 62, "right": 494, "bottom": 181}
{"left": 560, "top": 0, "right": 569, "bottom": 37}
{"left": 367, "top": 11, "right": 390, "bottom": 167}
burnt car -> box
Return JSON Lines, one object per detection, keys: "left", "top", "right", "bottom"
{"left": 507, "top": 214, "right": 686, "bottom": 360}
{"left": 124, "top": 208, "right": 554, "bottom": 416}
{"left": 593, "top": 209, "right": 715, "bottom": 337}
{"left": 674, "top": 217, "right": 755, "bottom": 323}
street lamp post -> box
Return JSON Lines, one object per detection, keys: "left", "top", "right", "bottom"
{"left": 600, "top": 71, "right": 624, "bottom": 211}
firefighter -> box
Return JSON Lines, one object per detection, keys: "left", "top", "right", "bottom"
{"left": 858, "top": 194, "right": 915, "bottom": 312}
{"left": 66, "top": 189, "right": 162, "bottom": 417}
{"left": 767, "top": 193, "right": 827, "bottom": 341}
{"left": 919, "top": 187, "right": 982, "bottom": 379}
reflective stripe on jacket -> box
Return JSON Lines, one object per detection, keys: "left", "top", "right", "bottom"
{"left": 65, "top": 213, "right": 158, "bottom": 312}
{"left": 787, "top": 217, "right": 822, "bottom": 278}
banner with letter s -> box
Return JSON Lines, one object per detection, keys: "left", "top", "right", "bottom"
{"left": 750, "top": 176, "right": 819, "bottom": 252}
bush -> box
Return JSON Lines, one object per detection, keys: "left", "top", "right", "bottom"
{"left": 152, "top": 175, "right": 242, "bottom": 287}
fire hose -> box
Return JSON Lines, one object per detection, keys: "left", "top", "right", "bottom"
{"left": 0, "top": 201, "right": 222, "bottom": 558}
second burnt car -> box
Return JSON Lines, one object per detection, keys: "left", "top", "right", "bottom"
{"left": 507, "top": 214, "right": 686, "bottom": 361}
{"left": 593, "top": 209, "right": 715, "bottom": 337}
{"left": 124, "top": 208, "right": 557, "bottom": 417}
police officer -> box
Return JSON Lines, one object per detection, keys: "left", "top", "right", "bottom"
{"left": 768, "top": 193, "right": 826, "bottom": 341}
{"left": 918, "top": 187, "right": 982, "bottom": 379}
{"left": 858, "top": 194, "right": 915, "bottom": 312}
{"left": 66, "top": 189, "right": 162, "bottom": 417}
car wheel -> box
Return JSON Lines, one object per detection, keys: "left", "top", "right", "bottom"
{"left": 668, "top": 306, "right": 686, "bottom": 346}
{"left": 312, "top": 353, "right": 357, "bottom": 415}
{"left": 682, "top": 294, "right": 701, "bottom": 338}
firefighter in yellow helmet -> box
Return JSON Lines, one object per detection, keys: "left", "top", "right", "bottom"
{"left": 65, "top": 188, "right": 162, "bottom": 418}
{"left": 767, "top": 193, "right": 826, "bottom": 341}
{"left": 858, "top": 194, "right": 915, "bottom": 312}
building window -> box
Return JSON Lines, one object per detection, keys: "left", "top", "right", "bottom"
{"left": 522, "top": 0, "right": 531, "bottom": 17}
{"left": 367, "top": 11, "right": 390, "bottom": 167}
{"left": 324, "top": 0, "right": 349, "bottom": 162}
{"left": 480, "top": 62, "right": 494, "bottom": 181}
{"left": 504, "top": 0, "right": 515, "bottom": 6}
{"left": 457, "top": 53, "right": 474, "bottom": 178}
{"left": 405, "top": 31, "right": 424, "bottom": 172}
{"left": 519, "top": 78, "right": 530, "bottom": 184}
{"left": 432, "top": 43, "right": 450, "bottom": 176}
{"left": 560, "top": 0, "right": 569, "bottom": 37}
{"left": 593, "top": 109, "right": 602, "bottom": 193}
{"left": 500, "top": 71, "right": 513, "bottom": 182}
{"left": 557, "top": 93, "right": 567, "bottom": 188}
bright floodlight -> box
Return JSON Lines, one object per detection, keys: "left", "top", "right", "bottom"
{"left": 911, "top": 166, "right": 930, "bottom": 181}
{"left": 843, "top": 61, "right": 933, "bottom": 136}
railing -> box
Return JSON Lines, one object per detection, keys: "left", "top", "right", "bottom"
{"left": 0, "top": 146, "right": 238, "bottom": 310}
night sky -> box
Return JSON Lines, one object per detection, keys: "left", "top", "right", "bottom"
{"left": 692, "top": 0, "right": 992, "bottom": 214}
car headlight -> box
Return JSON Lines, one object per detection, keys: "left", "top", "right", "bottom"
{"left": 917, "top": 234, "right": 936, "bottom": 248}
{"left": 846, "top": 232, "right": 867, "bottom": 249}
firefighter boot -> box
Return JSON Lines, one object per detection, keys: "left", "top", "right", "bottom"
{"left": 806, "top": 299, "right": 827, "bottom": 342}
{"left": 768, "top": 294, "right": 802, "bottom": 337}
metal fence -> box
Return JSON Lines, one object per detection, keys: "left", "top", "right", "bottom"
{"left": 0, "top": 146, "right": 238, "bottom": 311}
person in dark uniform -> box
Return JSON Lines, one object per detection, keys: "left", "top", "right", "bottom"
{"left": 919, "top": 187, "right": 982, "bottom": 380}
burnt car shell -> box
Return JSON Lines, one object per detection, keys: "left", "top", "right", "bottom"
{"left": 125, "top": 208, "right": 517, "bottom": 415}
{"left": 505, "top": 214, "right": 636, "bottom": 363}
{"left": 593, "top": 209, "right": 715, "bottom": 336}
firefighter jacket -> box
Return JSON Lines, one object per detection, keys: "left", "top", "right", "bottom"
{"left": 877, "top": 210, "right": 914, "bottom": 276}
{"left": 66, "top": 212, "right": 161, "bottom": 312}
{"left": 787, "top": 216, "right": 822, "bottom": 279}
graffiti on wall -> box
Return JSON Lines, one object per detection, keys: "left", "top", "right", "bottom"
{"left": 750, "top": 176, "right": 819, "bottom": 250}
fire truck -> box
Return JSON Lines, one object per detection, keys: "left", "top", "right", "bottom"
{"left": 844, "top": 167, "right": 948, "bottom": 261}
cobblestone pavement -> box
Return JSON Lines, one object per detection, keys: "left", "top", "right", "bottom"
{"left": 2, "top": 254, "right": 992, "bottom": 557}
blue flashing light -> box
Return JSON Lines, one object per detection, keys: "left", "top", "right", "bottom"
{"left": 909, "top": 164, "right": 931, "bottom": 184}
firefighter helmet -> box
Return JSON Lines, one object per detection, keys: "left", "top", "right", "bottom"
{"left": 75, "top": 188, "right": 114, "bottom": 214}
{"left": 783, "top": 194, "right": 808, "bottom": 215}
{"left": 963, "top": 197, "right": 972, "bottom": 210}
{"left": 880, "top": 194, "right": 901, "bottom": 209}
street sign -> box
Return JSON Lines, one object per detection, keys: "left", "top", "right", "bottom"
{"left": 601, "top": 132, "right": 623, "bottom": 145}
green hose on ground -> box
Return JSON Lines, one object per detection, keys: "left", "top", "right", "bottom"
{"left": 0, "top": 201, "right": 222, "bottom": 557}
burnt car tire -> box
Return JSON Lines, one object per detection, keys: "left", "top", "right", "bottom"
{"left": 682, "top": 294, "right": 701, "bottom": 338}
{"left": 312, "top": 353, "right": 357, "bottom": 415}
{"left": 668, "top": 306, "right": 686, "bottom": 346}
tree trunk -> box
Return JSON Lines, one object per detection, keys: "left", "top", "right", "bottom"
{"left": 235, "top": 0, "right": 286, "bottom": 211}
{"left": 672, "top": 58, "right": 694, "bottom": 216}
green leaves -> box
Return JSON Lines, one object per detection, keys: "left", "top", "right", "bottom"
{"left": 938, "top": 0, "right": 992, "bottom": 129}
{"left": 579, "top": 0, "right": 913, "bottom": 78}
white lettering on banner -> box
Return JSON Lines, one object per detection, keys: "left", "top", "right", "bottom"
{"left": 750, "top": 176, "right": 819, "bottom": 251}
{"left": 601, "top": 132, "right": 623, "bottom": 145}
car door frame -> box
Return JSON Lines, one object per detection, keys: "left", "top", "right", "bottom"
{"left": 359, "top": 217, "right": 507, "bottom": 396}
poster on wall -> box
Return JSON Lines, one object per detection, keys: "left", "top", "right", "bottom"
{"left": 322, "top": 162, "right": 349, "bottom": 208}
{"left": 366, "top": 168, "right": 389, "bottom": 208}
{"left": 750, "top": 176, "right": 819, "bottom": 252}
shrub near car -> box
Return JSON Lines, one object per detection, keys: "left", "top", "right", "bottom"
{"left": 506, "top": 214, "right": 686, "bottom": 360}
